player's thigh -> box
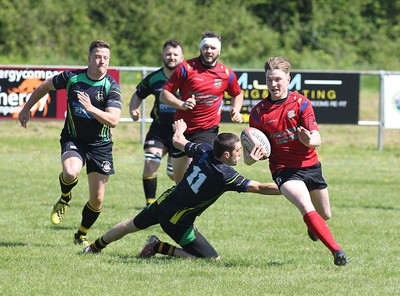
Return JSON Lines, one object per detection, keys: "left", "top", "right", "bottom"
{"left": 310, "top": 188, "right": 331, "bottom": 220}
{"left": 160, "top": 222, "right": 218, "bottom": 258}
{"left": 280, "top": 180, "right": 315, "bottom": 215}
{"left": 61, "top": 151, "right": 84, "bottom": 177}
{"left": 133, "top": 202, "right": 160, "bottom": 229}
{"left": 61, "top": 142, "right": 84, "bottom": 178}
{"left": 181, "top": 229, "right": 219, "bottom": 259}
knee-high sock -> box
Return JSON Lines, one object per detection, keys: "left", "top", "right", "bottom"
{"left": 76, "top": 202, "right": 102, "bottom": 236}
{"left": 59, "top": 173, "right": 78, "bottom": 202}
{"left": 143, "top": 177, "right": 157, "bottom": 204}
{"left": 303, "top": 211, "right": 341, "bottom": 254}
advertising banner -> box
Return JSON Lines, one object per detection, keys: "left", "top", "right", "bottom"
{"left": 383, "top": 74, "right": 400, "bottom": 129}
{"left": 222, "top": 71, "right": 360, "bottom": 124}
{"left": 0, "top": 66, "right": 120, "bottom": 120}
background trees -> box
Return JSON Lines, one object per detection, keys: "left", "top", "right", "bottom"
{"left": 0, "top": 0, "right": 399, "bottom": 70}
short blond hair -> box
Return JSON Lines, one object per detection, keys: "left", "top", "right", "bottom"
{"left": 264, "top": 57, "right": 291, "bottom": 75}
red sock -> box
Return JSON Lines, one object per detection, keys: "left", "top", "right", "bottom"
{"left": 303, "top": 211, "right": 341, "bottom": 254}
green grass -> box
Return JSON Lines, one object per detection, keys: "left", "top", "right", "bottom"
{"left": 1, "top": 89, "right": 400, "bottom": 295}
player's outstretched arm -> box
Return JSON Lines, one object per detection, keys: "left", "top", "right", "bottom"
{"left": 246, "top": 180, "right": 281, "bottom": 195}
{"left": 19, "top": 77, "right": 55, "bottom": 128}
{"left": 172, "top": 119, "right": 189, "bottom": 151}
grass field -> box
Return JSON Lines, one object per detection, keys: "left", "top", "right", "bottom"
{"left": 0, "top": 87, "right": 399, "bottom": 295}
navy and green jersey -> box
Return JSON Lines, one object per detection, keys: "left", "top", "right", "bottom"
{"left": 136, "top": 67, "right": 176, "bottom": 127}
{"left": 157, "top": 142, "right": 251, "bottom": 225}
{"left": 53, "top": 69, "right": 122, "bottom": 144}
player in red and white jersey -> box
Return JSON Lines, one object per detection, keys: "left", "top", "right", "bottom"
{"left": 161, "top": 31, "right": 243, "bottom": 183}
{"left": 249, "top": 89, "right": 319, "bottom": 174}
{"left": 246, "top": 56, "right": 349, "bottom": 266}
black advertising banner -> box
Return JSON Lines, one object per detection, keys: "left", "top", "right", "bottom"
{"left": 0, "top": 68, "right": 59, "bottom": 119}
{"left": 0, "top": 66, "right": 120, "bottom": 120}
{"left": 222, "top": 71, "right": 360, "bottom": 124}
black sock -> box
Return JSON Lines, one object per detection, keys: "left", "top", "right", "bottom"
{"left": 77, "top": 202, "right": 102, "bottom": 236}
{"left": 59, "top": 173, "right": 78, "bottom": 203}
{"left": 93, "top": 236, "right": 109, "bottom": 251}
{"left": 153, "top": 242, "right": 176, "bottom": 256}
{"left": 143, "top": 177, "right": 157, "bottom": 205}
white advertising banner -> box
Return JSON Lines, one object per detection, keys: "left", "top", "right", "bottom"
{"left": 384, "top": 75, "right": 400, "bottom": 129}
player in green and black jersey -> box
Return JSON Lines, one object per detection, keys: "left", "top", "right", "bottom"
{"left": 129, "top": 40, "right": 184, "bottom": 207}
{"left": 19, "top": 40, "right": 122, "bottom": 246}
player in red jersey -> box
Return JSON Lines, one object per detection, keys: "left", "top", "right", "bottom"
{"left": 160, "top": 31, "right": 243, "bottom": 183}
{"left": 245, "top": 56, "right": 349, "bottom": 266}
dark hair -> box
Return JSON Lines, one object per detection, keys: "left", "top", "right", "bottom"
{"left": 213, "top": 133, "right": 239, "bottom": 158}
{"left": 89, "top": 40, "right": 110, "bottom": 56}
{"left": 163, "top": 39, "right": 184, "bottom": 52}
{"left": 201, "top": 31, "right": 221, "bottom": 42}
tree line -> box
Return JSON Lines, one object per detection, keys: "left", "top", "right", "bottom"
{"left": 1, "top": 0, "right": 399, "bottom": 70}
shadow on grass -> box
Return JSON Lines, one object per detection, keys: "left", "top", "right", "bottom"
{"left": 339, "top": 204, "right": 398, "bottom": 211}
{"left": 218, "top": 260, "right": 290, "bottom": 268}
{"left": 49, "top": 224, "right": 76, "bottom": 231}
{"left": 361, "top": 205, "right": 398, "bottom": 211}
{"left": 108, "top": 253, "right": 176, "bottom": 265}
{"left": 0, "top": 241, "right": 28, "bottom": 247}
{"left": 104, "top": 253, "right": 291, "bottom": 268}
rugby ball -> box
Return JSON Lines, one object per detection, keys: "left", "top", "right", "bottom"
{"left": 240, "top": 127, "right": 271, "bottom": 157}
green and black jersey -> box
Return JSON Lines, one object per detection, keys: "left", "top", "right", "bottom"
{"left": 157, "top": 142, "right": 251, "bottom": 226}
{"left": 136, "top": 67, "right": 176, "bottom": 127}
{"left": 53, "top": 69, "right": 122, "bottom": 144}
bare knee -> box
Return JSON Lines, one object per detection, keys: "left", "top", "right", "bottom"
{"left": 143, "top": 160, "right": 160, "bottom": 178}
{"left": 62, "top": 169, "right": 79, "bottom": 183}
{"left": 319, "top": 209, "right": 331, "bottom": 220}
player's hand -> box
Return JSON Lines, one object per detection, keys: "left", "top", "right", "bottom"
{"left": 230, "top": 108, "right": 243, "bottom": 123}
{"left": 77, "top": 92, "right": 93, "bottom": 112}
{"left": 297, "top": 126, "right": 312, "bottom": 146}
{"left": 249, "top": 145, "right": 269, "bottom": 161}
{"left": 181, "top": 95, "right": 196, "bottom": 110}
{"left": 18, "top": 107, "right": 30, "bottom": 129}
{"left": 173, "top": 119, "right": 187, "bottom": 134}
{"left": 130, "top": 109, "right": 140, "bottom": 121}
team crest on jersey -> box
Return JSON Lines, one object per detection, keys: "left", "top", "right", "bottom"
{"left": 214, "top": 79, "right": 222, "bottom": 88}
{"left": 102, "top": 161, "right": 112, "bottom": 172}
{"left": 95, "top": 91, "right": 104, "bottom": 102}
{"left": 288, "top": 110, "right": 296, "bottom": 119}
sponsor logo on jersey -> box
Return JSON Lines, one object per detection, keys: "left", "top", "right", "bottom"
{"left": 287, "top": 110, "right": 296, "bottom": 119}
{"left": 214, "top": 79, "right": 222, "bottom": 88}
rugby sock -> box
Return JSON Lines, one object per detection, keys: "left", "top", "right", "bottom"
{"left": 303, "top": 211, "right": 341, "bottom": 254}
{"left": 92, "top": 236, "right": 109, "bottom": 251}
{"left": 77, "top": 202, "right": 102, "bottom": 236}
{"left": 59, "top": 173, "right": 78, "bottom": 203}
{"left": 153, "top": 242, "right": 176, "bottom": 256}
{"left": 143, "top": 177, "right": 157, "bottom": 205}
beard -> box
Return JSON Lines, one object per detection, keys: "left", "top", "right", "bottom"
{"left": 163, "top": 60, "right": 179, "bottom": 71}
{"left": 200, "top": 53, "right": 219, "bottom": 67}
